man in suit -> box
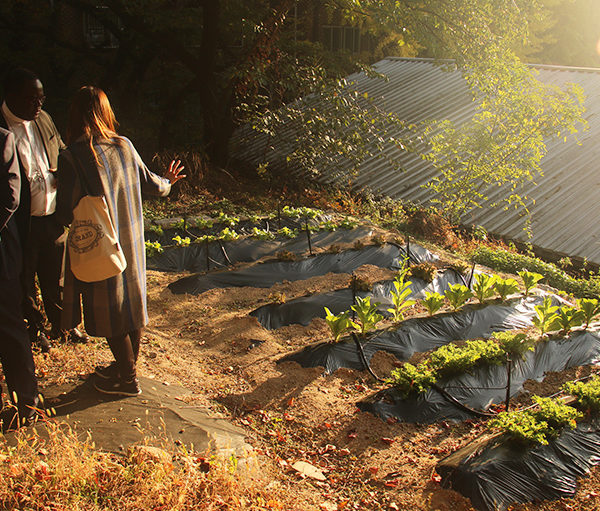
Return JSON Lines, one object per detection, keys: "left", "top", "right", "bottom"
{"left": 0, "top": 127, "right": 40, "bottom": 431}
{"left": 1, "top": 68, "right": 87, "bottom": 350}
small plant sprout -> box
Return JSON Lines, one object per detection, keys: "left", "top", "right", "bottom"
{"left": 494, "top": 277, "right": 520, "bottom": 301}
{"left": 423, "top": 291, "right": 445, "bottom": 316}
{"left": 218, "top": 227, "right": 239, "bottom": 241}
{"left": 147, "top": 223, "right": 164, "bottom": 236}
{"left": 576, "top": 298, "right": 600, "bottom": 329}
{"left": 533, "top": 296, "right": 560, "bottom": 336}
{"left": 195, "top": 234, "right": 216, "bottom": 244}
{"left": 387, "top": 271, "right": 415, "bottom": 321}
{"left": 215, "top": 212, "right": 239, "bottom": 227}
{"left": 172, "top": 235, "right": 191, "bottom": 247}
{"left": 324, "top": 308, "right": 352, "bottom": 343}
{"left": 251, "top": 227, "right": 276, "bottom": 241}
{"left": 472, "top": 273, "right": 497, "bottom": 303}
{"left": 339, "top": 217, "right": 358, "bottom": 229}
{"left": 444, "top": 283, "right": 473, "bottom": 311}
{"left": 320, "top": 220, "right": 339, "bottom": 231}
{"left": 277, "top": 227, "right": 298, "bottom": 239}
{"left": 518, "top": 270, "right": 544, "bottom": 296}
{"left": 195, "top": 217, "right": 214, "bottom": 230}
{"left": 551, "top": 306, "right": 585, "bottom": 336}
{"left": 350, "top": 296, "right": 384, "bottom": 336}
{"left": 145, "top": 240, "right": 163, "bottom": 258}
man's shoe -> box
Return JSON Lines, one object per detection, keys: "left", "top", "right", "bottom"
{"left": 94, "top": 376, "right": 142, "bottom": 397}
{"left": 69, "top": 328, "right": 89, "bottom": 343}
{"left": 94, "top": 361, "right": 119, "bottom": 380}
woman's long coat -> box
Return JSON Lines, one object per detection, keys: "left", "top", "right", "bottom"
{"left": 56, "top": 137, "right": 170, "bottom": 337}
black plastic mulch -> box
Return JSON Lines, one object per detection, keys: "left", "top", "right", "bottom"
{"left": 167, "top": 243, "right": 426, "bottom": 295}
{"left": 359, "top": 330, "right": 600, "bottom": 423}
{"left": 437, "top": 419, "right": 600, "bottom": 511}
{"left": 250, "top": 269, "right": 466, "bottom": 330}
{"left": 279, "top": 296, "right": 542, "bottom": 374}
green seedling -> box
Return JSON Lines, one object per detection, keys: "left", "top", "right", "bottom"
{"left": 533, "top": 296, "right": 559, "bottom": 335}
{"left": 472, "top": 273, "right": 497, "bottom": 303}
{"left": 576, "top": 297, "right": 600, "bottom": 328}
{"left": 387, "top": 271, "right": 415, "bottom": 321}
{"left": 551, "top": 306, "right": 585, "bottom": 335}
{"left": 563, "top": 376, "right": 600, "bottom": 413}
{"left": 324, "top": 308, "right": 352, "bottom": 343}
{"left": 218, "top": 228, "right": 239, "bottom": 241}
{"left": 388, "top": 362, "right": 437, "bottom": 397}
{"left": 147, "top": 224, "right": 164, "bottom": 236}
{"left": 423, "top": 291, "right": 445, "bottom": 316}
{"left": 145, "top": 240, "right": 163, "bottom": 258}
{"left": 320, "top": 220, "right": 339, "bottom": 231}
{"left": 251, "top": 227, "right": 276, "bottom": 241}
{"left": 518, "top": 270, "right": 544, "bottom": 296}
{"left": 429, "top": 339, "right": 503, "bottom": 377}
{"left": 277, "top": 227, "right": 298, "bottom": 239}
{"left": 444, "top": 283, "right": 473, "bottom": 311}
{"left": 339, "top": 217, "right": 358, "bottom": 229}
{"left": 350, "top": 296, "right": 383, "bottom": 336}
{"left": 492, "top": 331, "right": 536, "bottom": 359}
{"left": 172, "top": 235, "right": 191, "bottom": 247}
{"left": 495, "top": 277, "right": 520, "bottom": 301}
{"left": 215, "top": 212, "right": 239, "bottom": 227}
{"left": 195, "top": 234, "right": 216, "bottom": 243}
{"left": 195, "top": 218, "right": 214, "bottom": 230}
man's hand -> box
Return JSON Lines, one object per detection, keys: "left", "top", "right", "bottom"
{"left": 164, "top": 160, "right": 186, "bottom": 185}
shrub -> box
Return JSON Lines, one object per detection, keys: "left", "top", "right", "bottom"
{"left": 563, "top": 376, "right": 600, "bottom": 413}
{"left": 489, "top": 411, "right": 552, "bottom": 445}
{"left": 531, "top": 396, "right": 581, "bottom": 431}
{"left": 429, "top": 339, "right": 503, "bottom": 377}
{"left": 388, "top": 362, "right": 437, "bottom": 396}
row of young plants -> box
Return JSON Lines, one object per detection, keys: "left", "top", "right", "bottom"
{"left": 489, "top": 376, "right": 600, "bottom": 446}
{"left": 387, "top": 295, "right": 600, "bottom": 397}
{"left": 471, "top": 245, "right": 600, "bottom": 298}
{"left": 144, "top": 207, "right": 360, "bottom": 258}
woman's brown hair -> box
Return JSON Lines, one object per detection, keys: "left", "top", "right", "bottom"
{"left": 66, "top": 86, "right": 119, "bottom": 159}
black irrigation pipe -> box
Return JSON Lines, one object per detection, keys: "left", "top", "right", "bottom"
{"left": 467, "top": 262, "right": 476, "bottom": 289}
{"left": 305, "top": 217, "right": 313, "bottom": 256}
{"left": 352, "top": 333, "right": 386, "bottom": 383}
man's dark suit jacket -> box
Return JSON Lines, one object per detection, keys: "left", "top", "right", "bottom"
{"left": 0, "top": 109, "right": 65, "bottom": 247}
{"left": 0, "top": 128, "right": 22, "bottom": 280}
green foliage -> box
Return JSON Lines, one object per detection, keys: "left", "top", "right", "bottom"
{"left": 408, "top": 262, "right": 437, "bottom": 283}
{"left": 195, "top": 234, "right": 217, "bottom": 244}
{"left": 492, "top": 331, "right": 536, "bottom": 359}
{"left": 533, "top": 296, "right": 559, "bottom": 335}
{"left": 388, "top": 362, "right": 437, "bottom": 397}
{"left": 551, "top": 306, "right": 585, "bottom": 335}
{"left": 489, "top": 411, "right": 552, "bottom": 446}
{"left": 324, "top": 308, "right": 352, "bottom": 343}
{"left": 195, "top": 218, "right": 214, "bottom": 230}
{"left": 387, "top": 271, "right": 415, "bottom": 321}
{"left": 320, "top": 220, "right": 339, "bottom": 232}
{"left": 281, "top": 206, "right": 320, "bottom": 220}
{"left": 444, "top": 283, "right": 473, "bottom": 311}
{"left": 350, "top": 296, "right": 384, "bottom": 336}
{"left": 172, "top": 235, "right": 191, "bottom": 247}
{"left": 145, "top": 240, "right": 163, "bottom": 258}
{"left": 531, "top": 396, "right": 582, "bottom": 431}
{"left": 277, "top": 227, "right": 298, "bottom": 239}
{"left": 495, "top": 278, "right": 521, "bottom": 301}
{"left": 218, "top": 228, "right": 240, "bottom": 241}
{"left": 472, "top": 273, "right": 497, "bottom": 303}
{"left": 215, "top": 212, "right": 239, "bottom": 228}
{"left": 472, "top": 246, "right": 600, "bottom": 298}
{"left": 518, "top": 270, "right": 545, "bottom": 297}
{"left": 563, "top": 376, "right": 600, "bottom": 413}
{"left": 423, "top": 291, "right": 445, "bottom": 316}
{"left": 247, "top": 214, "right": 261, "bottom": 224}
{"left": 576, "top": 298, "right": 600, "bottom": 328}
{"left": 339, "top": 217, "right": 359, "bottom": 229}
{"left": 147, "top": 224, "right": 164, "bottom": 236}
{"left": 423, "top": 46, "right": 585, "bottom": 223}
{"left": 429, "top": 339, "right": 504, "bottom": 377}
{"left": 251, "top": 227, "right": 276, "bottom": 241}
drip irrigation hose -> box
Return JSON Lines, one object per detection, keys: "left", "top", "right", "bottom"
{"left": 432, "top": 383, "right": 496, "bottom": 418}
{"left": 351, "top": 333, "right": 385, "bottom": 383}
{"left": 467, "top": 262, "right": 476, "bottom": 289}
{"left": 446, "top": 267, "right": 469, "bottom": 288}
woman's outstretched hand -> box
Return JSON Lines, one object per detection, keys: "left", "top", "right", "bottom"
{"left": 165, "top": 159, "right": 186, "bottom": 184}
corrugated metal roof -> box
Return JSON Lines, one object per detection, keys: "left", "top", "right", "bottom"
{"left": 231, "top": 57, "right": 600, "bottom": 264}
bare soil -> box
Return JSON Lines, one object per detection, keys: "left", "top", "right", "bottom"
{"left": 25, "top": 247, "right": 600, "bottom": 511}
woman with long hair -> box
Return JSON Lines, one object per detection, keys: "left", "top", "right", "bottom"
{"left": 56, "top": 86, "right": 185, "bottom": 396}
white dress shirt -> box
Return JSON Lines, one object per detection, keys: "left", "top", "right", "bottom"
{"left": 2, "top": 101, "right": 56, "bottom": 216}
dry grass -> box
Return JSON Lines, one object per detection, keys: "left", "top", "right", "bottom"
{"left": 0, "top": 422, "right": 291, "bottom": 511}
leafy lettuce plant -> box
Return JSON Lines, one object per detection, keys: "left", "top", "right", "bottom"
{"left": 388, "top": 362, "right": 437, "bottom": 397}
{"left": 492, "top": 331, "right": 536, "bottom": 359}
{"left": 489, "top": 411, "right": 552, "bottom": 446}
{"left": 551, "top": 306, "right": 585, "bottom": 335}
{"left": 195, "top": 234, "right": 216, "bottom": 244}
{"left": 531, "top": 396, "right": 582, "bottom": 431}
{"left": 429, "top": 339, "right": 503, "bottom": 377}
{"left": 472, "top": 273, "right": 497, "bottom": 303}
{"left": 195, "top": 218, "right": 214, "bottom": 230}
{"left": 324, "top": 308, "right": 351, "bottom": 343}
{"left": 423, "top": 291, "right": 445, "bottom": 316}
{"left": 172, "top": 235, "right": 191, "bottom": 247}
{"left": 563, "top": 376, "right": 600, "bottom": 413}
{"left": 444, "top": 283, "right": 473, "bottom": 311}
{"left": 576, "top": 298, "right": 600, "bottom": 328}
{"left": 277, "top": 227, "right": 298, "bottom": 239}
{"left": 351, "top": 296, "right": 383, "bottom": 336}
{"left": 251, "top": 227, "right": 276, "bottom": 241}
{"left": 218, "top": 228, "right": 239, "bottom": 241}
{"left": 215, "top": 212, "right": 239, "bottom": 227}
{"left": 494, "top": 277, "right": 520, "bottom": 301}
{"left": 518, "top": 270, "right": 544, "bottom": 296}
{"left": 387, "top": 271, "right": 415, "bottom": 321}
{"left": 533, "top": 296, "right": 559, "bottom": 335}
{"left": 145, "top": 240, "right": 163, "bottom": 258}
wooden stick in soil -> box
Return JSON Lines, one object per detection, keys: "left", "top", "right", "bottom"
{"left": 305, "top": 217, "right": 312, "bottom": 256}
{"left": 505, "top": 353, "right": 512, "bottom": 412}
